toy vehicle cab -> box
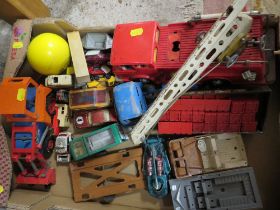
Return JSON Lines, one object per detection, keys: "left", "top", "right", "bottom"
{"left": 113, "top": 82, "right": 148, "bottom": 126}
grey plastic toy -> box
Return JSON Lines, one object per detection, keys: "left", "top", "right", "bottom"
{"left": 82, "top": 33, "right": 112, "bottom": 50}
{"left": 169, "top": 167, "right": 262, "bottom": 210}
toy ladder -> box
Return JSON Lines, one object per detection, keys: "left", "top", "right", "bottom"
{"left": 130, "top": 0, "right": 252, "bottom": 145}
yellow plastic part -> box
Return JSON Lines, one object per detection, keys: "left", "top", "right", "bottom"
{"left": 217, "top": 33, "right": 246, "bottom": 62}
{"left": 27, "top": 33, "right": 70, "bottom": 75}
{"left": 87, "top": 76, "right": 116, "bottom": 88}
{"left": 0, "top": 185, "right": 3, "bottom": 193}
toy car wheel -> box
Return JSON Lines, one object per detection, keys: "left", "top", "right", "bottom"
{"left": 99, "top": 195, "right": 116, "bottom": 204}
{"left": 40, "top": 134, "right": 55, "bottom": 159}
{"left": 44, "top": 184, "right": 51, "bottom": 191}
{"left": 105, "top": 74, "right": 111, "bottom": 79}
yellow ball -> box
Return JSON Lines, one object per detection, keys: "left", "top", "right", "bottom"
{"left": 27, "top": 33, "right": 70, "bottom": 75}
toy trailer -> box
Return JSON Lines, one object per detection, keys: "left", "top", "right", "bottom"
{"left": 168, "top": 133, "right": 248, "bottom": 178}
{"left": 69, "top": 87, "right": 111, "bottom": 110}
{"left": 169, "top": 167, "right": 262, "bottom": 210}
{"left": 158, "top": 87, "right": 270, "bottom": 135}
{"left": 69, "top": 123, "right": 123, "bottom": 161}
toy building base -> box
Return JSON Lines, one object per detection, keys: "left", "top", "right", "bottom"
{"left": 168, "top": 133, "right": 248, "bottom": 178}
{"left": 169, "top": 167, "right": 262, "bottom": 210}
{"left": 16, "top": 168, "right": 56, "bottom": 186}
{"left": 69, "top": 147, "right": 145, "bottom": 202}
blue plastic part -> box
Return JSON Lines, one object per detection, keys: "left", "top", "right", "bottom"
{"left": 36, "top": 122, "right": 47, "bottom": 144}
{"left": 15, "top": 133, "right": 32, "bottom": 148}
{"left": 13, "top": 87, "right": 36, "bottom": 119}
{"left": 113, "top": 82, "right": 148, "bottom": 126}
{"left": 143, "top": 137, "right": 171, "bottom": 198}
{"left": 26, "top": 87, "right": 36, "bottom": 112}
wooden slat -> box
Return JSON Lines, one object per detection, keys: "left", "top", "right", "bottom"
{"left": 0, "top": 0, "right": 50, "bottom": 24}
{"left": 67, "top": 31, "right": 91, "bottom": 84}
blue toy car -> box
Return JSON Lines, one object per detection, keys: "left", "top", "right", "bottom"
{"left": 143, "top": 137, "right": 171, "bottom": 198}
{"left": 113, "top": 82, "right": 147, "bottom": 126}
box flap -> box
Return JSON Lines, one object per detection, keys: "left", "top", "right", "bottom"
{"left": 4, "top": 19, "right": 32, "bottom": 78}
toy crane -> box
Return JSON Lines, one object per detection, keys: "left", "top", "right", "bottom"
{"left": 130, "top": 0, "right": 253, "bottom": 145}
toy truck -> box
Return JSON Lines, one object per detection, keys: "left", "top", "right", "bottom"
{"left": 143, "top": 137, "right": 171, "bottom": 198}
{"left": 111, "top": 15, "right": 277, "bottom": 86}
{"left": 69, "top": 123, "right": 123, "bottom": 161}
{"left": 113, "top": 82, "right": 148, "bottom": 126}
{"left": 69, "top": 87, "right": 111, "bottom": 110}
{"left": 74, "top": 109, "right": 117, "bottom": 129}
{"left": 0, "top": 77, "right": 56, "bottom": 188}
{"left": 45, "top": 75, "right": 73, "bottom": 88}
{"left": 55, "top": 132, "right": 72, "bottom": 163}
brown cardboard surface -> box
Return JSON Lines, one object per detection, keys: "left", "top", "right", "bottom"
{"left": 8, "top": 189, "right": 50, "bottom": 209}
{"left": 4, "top": 19, "right": 32, "bottom": 78}
{"left": 4, "top": 16, "right": 280, "bottom": 210}
{"left": 33, "top": 195, "right": 150, "bottom": 210}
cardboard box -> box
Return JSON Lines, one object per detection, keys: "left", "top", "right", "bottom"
{"left": 3, "top": 18, "right": 173, "bottom": 210}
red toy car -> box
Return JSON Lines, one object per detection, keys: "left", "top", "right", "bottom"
{"left": 74, "top": 109, "right": 117, "bottom": 129}
{"left": 111, "top": 15, "right": 276, "bottom": 86}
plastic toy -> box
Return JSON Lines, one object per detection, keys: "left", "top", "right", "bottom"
{"left": 82, "top": 33, "right": 113, "bottom": 50}
{"left": 56, "top": 89, "right": 69, "bottom": 104}
{"left": 27, "top": 33, "right": 70, "bottom": 75}
{"left": 74, "top": 109, "right": 117, "bottom": 129}
{"left": 130, "top": 0, "right": 253, "bottom": 144}
{"left": 157, "top": 88, "right": 267, "bottom": 135}
{"left": 87, "top": 74, "right": 115, "bottom": 88}
{"left": 55, "top": 132, "right": 72, "bottom": 163}
{"left": 85, "top": 50, "right": 110, "bottom": 66}
{"left": 143, "top": 137, "right": 171, "bottom": 198}
{"left": 69, "top": 147, "right": 144, "bottom": 202}
{"left": 45, "top": 75, "right": 73, "bottom": 88}
{"left": 0, "top": 77, "right": 55, "bottom": 188}
{"left": 169, "top": 167, "right": 262, "bottom": 210}
{"left": 69, "top": 123, "right": 123, "bottom": 161}
{"left": 0, "top": 77, "right": 52, "bottom": 124}
{"left": 168, "top": 133, "right": 248, "bottom": 178}
{"left": 56, "top": 104, "right": 70, "bottom": 127}
{"left": 113, "top": 82, "right": 148, "bottom": 126}
{"left": 111, "top": 15, "right": 275, "bottom": 86}
{"left": 11, "top": 122, "right": 55, "bottom": 187}
{"left": 69, "top": 87, "right": 111, "bottom": 110}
